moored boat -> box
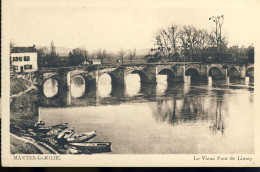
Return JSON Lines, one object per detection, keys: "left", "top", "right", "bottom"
{"left": 50, "top": 122, "right": 68, "bottom": 130}
{"left": 66, "top": 131, "right": 97, "bottom": 143}
{"left": 34, "top": 121, "right": 46, "bottom": 128}
{"left": 69, "top": 142, "right": 111, "bottom": 153}
{"left": 57, "top": 128, "right": 75, "bottom": 139}
{"left": 33, "top": 121, "right": 69, "bottom": 134}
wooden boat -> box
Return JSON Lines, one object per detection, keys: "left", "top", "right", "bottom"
{"left": 34, "top": 127, "right": 52, "bottom": 134}
{"left": 34, "top": 121, "right": 68, "bottom": 129}
{"left": 34, "top": 122, "right": 68, "bottom": 134}
{"left": 46, "top": 127, "right": 65, "bottom": 137}
{"left": 50, "top": 122, "right": 68, "bottom": 130}
{"left": 34, "top": 121, "right": 45, "bottom": 128}
{"left": 68, "top": 147, "right": 85, "bottom": 154}
{"left": 69, "top": 142, "right": 111, "bottom": 153}
{"left": 66, "top": 131, "right": 97, "bottom": 143}
{"left": 57, "top": 128, "right": 75, "bottom": 139}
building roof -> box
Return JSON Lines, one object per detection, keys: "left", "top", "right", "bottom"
{"left": 11, "top": 46, "right": 37, "bottom": 53}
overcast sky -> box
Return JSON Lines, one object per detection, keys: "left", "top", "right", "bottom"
{"left": 5, "top": 0, "right": 259, "bottom": 52}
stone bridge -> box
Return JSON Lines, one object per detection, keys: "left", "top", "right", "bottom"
{"left": 36, "top": 62, "right": 254, "bottom": 91}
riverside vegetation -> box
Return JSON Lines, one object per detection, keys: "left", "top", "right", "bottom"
{"left": 10, "top": 75, "right": 38, "bottom": 131}
{"left": 10, "top": 74, "right": 40, "bottom": 154}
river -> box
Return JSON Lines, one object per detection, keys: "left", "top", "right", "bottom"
{"left": 39, "top": 74, "right": 254, "bottom": 154}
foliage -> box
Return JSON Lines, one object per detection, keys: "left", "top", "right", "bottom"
{"left": 247, "top": 45, "right": 254, "bottom": 63}
{"left": 68, "top": 48, "right": 89, "bottom": 66}
{"left": 10, "top": 76, "right": 31, "bottom": 95}
{"left": 152, "top": 24, "right": 253, "bottom": 63}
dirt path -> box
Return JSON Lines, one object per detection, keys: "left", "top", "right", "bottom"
{"left": 10, "top": 133, "right": 59, "bottom": 154}
{"left": 10, "top": 86, "right": 37, "bottom": 103}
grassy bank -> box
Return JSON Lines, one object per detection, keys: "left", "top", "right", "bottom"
{"left": 10, "top": 74, "right": 39, "bottom": 131}
{"left": 10, "top": 134, "right": 41, "bottom": 154}
{"left": 10, "top": 76, "right": 31, "bottom": 95}
{"left": 10, "top": 89, "right": 39, "bottom": 131}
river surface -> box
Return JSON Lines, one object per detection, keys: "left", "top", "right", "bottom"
{"left": 39, "top": 74, "right": 254, "bottom": 154}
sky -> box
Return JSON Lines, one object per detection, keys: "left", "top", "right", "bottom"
{"left": 4, "top": 0, "right": 259, "bottom": 52}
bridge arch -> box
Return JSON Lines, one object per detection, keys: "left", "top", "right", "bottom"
{"left": 43, "top": 77, "right": 59, "bottom": 98}
{"left": 128, "top": 70, "right": 150, "bottom": 84}
{"left": 157, "top": 68, "right": 176, "bottom": 82}
{"left": 70, "top": 75, "right": 86, "bottom": 98}
{"left": 185, "top": 68, "right": 200, "bottom": 82}
{"left": 228, "top": 66, "right": 241, "bottom": 80}
{"left": 208, "top": 67, "right": 223, "bottom": 80}
{"left": 97, "top": 72, "right": 120, "bottom": 86}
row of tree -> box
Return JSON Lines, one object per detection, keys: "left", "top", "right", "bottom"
{"left": 152, "top": 24, "right": 254, "bottom": 63}
{"left": 37, "top": 42, "right": 141, "bottom": 67}
{"left": 68, "top": 48, "right": 139, "bottom": 66}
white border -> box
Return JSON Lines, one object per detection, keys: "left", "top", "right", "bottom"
{"left": 2, "top": 0, "right": 260, "bottom": 167}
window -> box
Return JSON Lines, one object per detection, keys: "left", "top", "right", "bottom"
{"left": 24, "top": 65, "right": 32, "bottom": 70}
{"left": 13, "top": 65, "right": 18, "bottom": 70}
{"left": 13, "top": 57, "right": 18, "bottom": 61}
{"left": 24, "top": 56, "right": 30, "bottom": 61}
{"left": 19, "top": 57, "right": 23, "bottom": 61}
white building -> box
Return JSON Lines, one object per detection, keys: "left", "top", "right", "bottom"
{"left": 89, "top": 59, "right": 101, "bottom": 65}
{"left": 10, "top": 45, "right": 38, "bottom": 73}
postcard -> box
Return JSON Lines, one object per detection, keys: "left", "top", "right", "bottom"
{"left": 1, "top": 0, "right": 260, "bottom": 167}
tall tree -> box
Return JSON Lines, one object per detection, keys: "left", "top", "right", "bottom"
{"left": 118, "top": 49, "right": 126, "bottom": 65}
{"left": 179, "top": 25, "right": 198, "bottom": 61}
{"left": 128, "top": 49, "right": 136, "bottom": 64}
{"left": 247, "top": 45, "right": 254, "bottom": 63}
{"left": 47, "top": 41, "right": 59, "bottom": 67}
{"left": 166, "top": 25, "right": 180, "bottom": 61}
{"left": 37, "top": 47, "right": 48, "bottom": 67}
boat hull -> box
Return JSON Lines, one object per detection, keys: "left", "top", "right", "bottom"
{"left": 70, "top": 142, "right": 111, "bottom": 153}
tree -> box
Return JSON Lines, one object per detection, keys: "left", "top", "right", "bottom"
{"left": 154, "top": 29, "right": 171, "bottom": 60}
{"left": 247, "top": 45, "right": 254, "bottom": 63}
{"left": 37, "top": 47, "right": 48, "bottom": 67}
{"left": 128, "top": 49, "right": 136, "bottom": 64}
{"left": 179, "top": 25, "right": 199, "bottom": 61}
{"left": 166, "top": 25, "right": 181, "bottom": 61}
{"left": 118, "top": 49, "right": 126, "bottom": 65}
{"left": 68, "top": 48, "right": 88, "bottom": 66}
{"left": 46, "top": 41, "right": 59, "bottom": 67}
{"left": 209, "top": 15, "right": 228, "bottom": 61}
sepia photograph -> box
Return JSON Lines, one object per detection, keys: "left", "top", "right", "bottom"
{"left": 1, "top": 0, "right": 260, "bottom": 167}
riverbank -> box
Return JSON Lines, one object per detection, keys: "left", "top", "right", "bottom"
{"left": 10, "top": 133, "right": 42, "bottom": 154}
{"left": 10, "top": 133, "right": 58, "bottom": 154}
{"left": 10, "top": 76, "right": 32, "bottom": 95}
{"left": 10, "top": 74, "right": 43, "bottom": 154}
{"left": 10, "top": 74, "right": 38, "bottom": 132}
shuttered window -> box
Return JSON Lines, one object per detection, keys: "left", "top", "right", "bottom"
{"left": 24, "top": 65, "right": 32, "bottom": 69}
{"left": 24, "top": 56, "right": 30, "bottom": 61}
{"left": 13, "top": 57, "right": 18, "bottom": 61}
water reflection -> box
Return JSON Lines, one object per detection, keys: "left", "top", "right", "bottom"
{"left": 98, "top": 74, "right": 112, "bottom": 97}
{"left": 43, "top": 78, "right": 58, "bottom": 98}
{"left": 39, "top": 74, "right": 254, "bottom": 154}
{"left": 157, "top": 75, "right": 167, "bottom": 95}
{"left": 71, "top": 76, "right": 85, "bottom": 98}
{"left": 126, "top": 74, "right": 141, "bottom": 96}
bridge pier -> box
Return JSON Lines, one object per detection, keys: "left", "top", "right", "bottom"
{"left": 143, "top": 65, "right": 157, "bottom": 84}
{"left": 240, "top": 66, "right": 246, "bottom": 79}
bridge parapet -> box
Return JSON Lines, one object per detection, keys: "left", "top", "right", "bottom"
{"left": 36, "top": 62, "right": 254, "bottom": 91}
